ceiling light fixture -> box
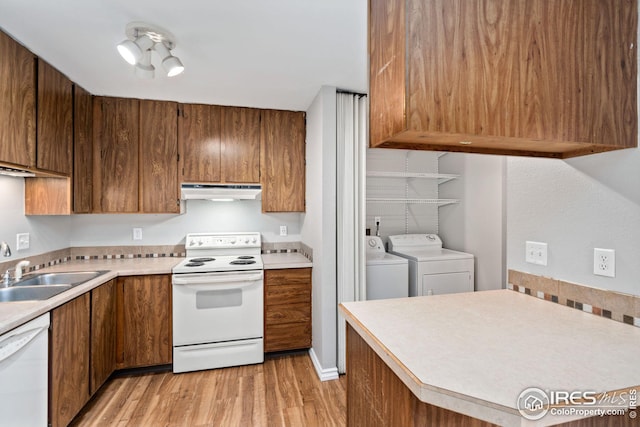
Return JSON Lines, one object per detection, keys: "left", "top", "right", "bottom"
{"left": 117, "top": 34, "right": 154, "bottom": 65}
{"left": 135, "top": 50, "right": 155, "bottom": 79}
{"left": 117, "top": 22, "right": 184, "bottom": 78}
{"left": 154, "top": 42, "right": 184, "bottom": 77}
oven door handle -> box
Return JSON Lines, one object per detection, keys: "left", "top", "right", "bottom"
{"left": 172, "top": 272, "right": 263, "bottom": 286}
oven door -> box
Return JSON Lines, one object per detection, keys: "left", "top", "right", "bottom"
{"left": 172, "top": 270, "right": 263, "bottom": 346}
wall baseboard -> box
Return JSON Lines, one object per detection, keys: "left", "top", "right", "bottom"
{"left": 308, "top": 347, "right": 339, "bottom": 382}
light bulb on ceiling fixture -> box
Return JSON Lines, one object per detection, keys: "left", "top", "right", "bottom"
{"left": 117, "top": 34, "right": 154, "bottom": 65}
{"left": 135, "top": 49, "right": 155, "bottom": 79}
{"left": 154, "top": 42, "right": 185, "bottom": 77}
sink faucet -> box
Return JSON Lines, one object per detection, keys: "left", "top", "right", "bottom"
{"left": 1, "top": 270, "right": 11, "bottom": 287}
{"left": 14, "top": 260, "right": 30, "bottom": 281}
{"left": 1, "top": 241, "right": 10, "bottom": 257}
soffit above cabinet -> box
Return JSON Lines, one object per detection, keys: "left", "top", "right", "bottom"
{"left": 369, "top": 0, "right": 638, "bottom": 159}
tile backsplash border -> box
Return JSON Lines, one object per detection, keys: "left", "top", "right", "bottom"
{"left": 508, "top": 269, "right": 640, "bottom": 328}
{"left": 0, "top": 242, "right": 313, "bottom": 275}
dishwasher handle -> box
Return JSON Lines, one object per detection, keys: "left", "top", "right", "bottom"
{"left": 0, "top": 326, "right": 47, "bottom": 364}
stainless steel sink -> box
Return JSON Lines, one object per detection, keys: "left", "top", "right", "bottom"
{"left": 0, "top": 271, "right": 108, "bottom": 302}
{"left": 13, "top": 271, "right": 106, "bottom": 287}
{"left": 0, "top": 285, "right": 72, "bottom": 302}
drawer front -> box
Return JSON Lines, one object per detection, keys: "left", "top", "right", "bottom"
{"left": 264, "top": 322, "right": 311, "bottom": 352}
{"left": 266, "top": 283, "right": 310, "bottom": 306}
{"left": 265, "top": 268, "right": 311, "bottom": 286}
{"left": 265, "top": 303, "right": 311, "bottom": 325}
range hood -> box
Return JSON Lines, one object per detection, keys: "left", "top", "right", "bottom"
{"left": 180, "top": 183, "right": 262, "bottom": 201}
{"left": 0, "top": 166, "right": 36, "bottom": 178}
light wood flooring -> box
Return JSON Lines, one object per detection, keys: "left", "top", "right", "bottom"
{"left": 71, "top": 352, "right": 346, "bottom": 427}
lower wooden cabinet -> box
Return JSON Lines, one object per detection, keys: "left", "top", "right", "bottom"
{"left": 90, "top": 279, "right": 116, "bottom": 395}
{"left": 49, "top": 275, "right": 171, "bottom": 426}
{"left": 264, "top": 268, "right": 312, "bottom": 352}
{"left": 116, "top": 275, "right": 172, "bottom": 369}
{"left": 50, "top": 293, "right": 91, "bottom": 427}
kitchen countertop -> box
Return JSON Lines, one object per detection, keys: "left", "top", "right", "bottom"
{"left": 0, "top": 257, "right": 181, "bottom": 336}
{"left": 262, "top": 252, "right": 312, "bottom": 269}
{"left": 340, "top": 290, "right": 640, "bottom": 426}
{"left": 0, "top": 253, "right": 311, "bottom": 336}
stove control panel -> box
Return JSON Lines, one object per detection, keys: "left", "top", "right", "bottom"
{"left": 186, "top": 232, "right": 261, "bottom": 250}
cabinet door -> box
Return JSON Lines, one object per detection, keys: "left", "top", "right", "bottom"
{"left": 93, "top": 97, "right": 139, "bottom": 213}
{"left": 37, "top": 60, "right": 73, "bottom": 175}
{"left": 116, "top": 275, "right": 172, "bottom": 369}
{"left": 221, "top": 106, "right": 260, "bottom": 183}
{"left": 73, "top": 85, "right": 93, "bottom": 213}
{"left": 0, "top": 30, "right": 36, "bottom": 168}
{"left": 178, "top": 103, "right": 221, "bottom": 182}
{"left": 50, "top": 293, "right": 91, "bottom": 427}
{"left": 264, "top": 268, "right": 312, "bottom": 352}
{"left": 90, "top": 279, "right": 116, "bottom": 395}
{"left": 370, "top": 0, "right": 637, "bottom": 158}
{"left": 260, "top": 110, "right": 306, "bottom": 212}
{"left": 139, "top": 100, "right": 179, "bottom": 213}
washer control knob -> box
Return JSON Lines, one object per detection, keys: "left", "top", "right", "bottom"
{"left": 368, "top": 239, "right": 377, "bottom": 248}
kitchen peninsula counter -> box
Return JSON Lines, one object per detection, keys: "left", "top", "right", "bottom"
{"left": 339, "top": 290, "right": 640, "bottom": 426}
{"left": 0, "top": 257, "right": 182, "bottom": 335}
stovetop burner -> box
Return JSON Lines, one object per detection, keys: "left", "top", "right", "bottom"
{"left": 185, "top": 262, "right": 205, "bottom": 267}
{"left": 230, "top": 259, "right": 257, "bottom": 265}
{"left": 237, "top": 256, "right": 255, "bottom": 260}
{"left": 189, "top": 257, "right": 215, "bottom": 263}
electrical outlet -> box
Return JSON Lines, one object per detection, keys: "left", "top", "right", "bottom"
{"left": 16, "top": 233, "right": 29, "bottom": 250}
{"left": 133, "top": 228, "right": 143, "bottom": 240}
{"left": 280, "top": 225, "right": 288, "bottom": 236}
{"left": 593, "top": 248, "right": 615, "bottom": 278}
{"left": 374, "top": 216, "right": 381, "bottom": 224}
{"left": 525, "top": 241, "right": 548, "bottom": 266}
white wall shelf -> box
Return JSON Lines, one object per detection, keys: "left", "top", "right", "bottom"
{"left": 366, "top": 198, "right": 459, "bottom": 206}
{"left": 367, "top": 171, "right": 459, "bottom": 184}
{"left": 366, "top": 149, "right": 460, "bottom": 235}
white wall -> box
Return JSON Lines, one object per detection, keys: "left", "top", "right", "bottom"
{"left": 506, "top": 149, "right": 640, "bottom": 296}
{"left": 439, "top": 153, "right": 506, "bottom": 291}
{"left": 0, "top": 176, "right": 71, "bottom": 259}
{"left": 0, "top": 175, "right": 302, "bottom": 256}
{"left": 301, "top": 86, "right": 338, "bottom": 375}
{"left": 69, "top": 200, "right": 301, "bottom": 246}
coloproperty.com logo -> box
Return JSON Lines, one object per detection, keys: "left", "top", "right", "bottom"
{"left": 517, "top": 387, "right": 637, "bottom": 421}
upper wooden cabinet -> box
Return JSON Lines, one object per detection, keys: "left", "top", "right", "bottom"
{"left": 179, "top": 103, "right": 221, "bottom": 182}
{"left": 139, "top": 100, "right": 179, "bottom": 213}
{"left": 221, "top": 106, "right": 261, "bottom": 183}
{"left": 37, "top": 59, "right": 73, "bottom": 174}
{"left": 0, "top": 30, "right": 36, "bottom": 168}
{"left": 93, "top": 97, "right": 180, "bottom": 214}
{"left": 260, "top": 109, "right": 306, "bottom": 212}
{"left": 178, "top": 104, "right": 261, "bottom": 184}
{"left": 73, "top": 85, "right": 93, "bottom": 213}
{"left": 93, "top": 97, "right": 140, "bottom": 213}
{"left": 370, "top": 0, "right": 638, "bottom": 159}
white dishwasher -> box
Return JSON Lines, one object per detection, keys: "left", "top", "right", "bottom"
{"left": 0, "top": 313, "right": 49, "bottom": 427}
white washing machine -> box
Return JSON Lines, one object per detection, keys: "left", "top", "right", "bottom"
{"left": 365, "top": 236, "right": 409, "bottom": 300}
{"left": 388, "top": 234, "right": 474, "bottom": 297}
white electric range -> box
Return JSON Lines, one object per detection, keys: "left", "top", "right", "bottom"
{"left": 172, "top": 232, "right": 264, "bottom": 373}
